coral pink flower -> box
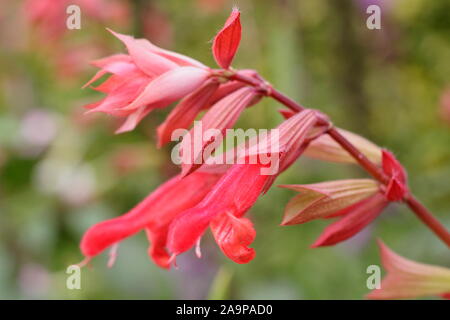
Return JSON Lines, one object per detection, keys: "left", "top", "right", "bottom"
{"left": 156, "top": 70, "right": 256, "bottom": 148}
{"left": 166, "top": 110, "right": 322, "bottom": 264}
{"left": 80, "top": 171, "right": 221, "bottom": 268}
{"left": 367, "top": 240, "right": 450, "bottom": 299}
{"left": 279, "top": 108, "right": 382, "bottom": 164}
{"left": 281, "top": 150, "right": 408, "bottom": 247}
{"left": 83, "top": 30, "right": 212, "bottom": 133}
{"left": 212, "top": 7, "right": 241, "bottom": 69}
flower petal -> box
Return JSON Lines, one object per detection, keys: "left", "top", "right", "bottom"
{"left": 115, "top": 104, "right": 154, "bottom": 134}
{"left": 382, "top": 150, "right": 407, "bottom": 184}
{"left": 167, "top": 163, "right": 270, "bottom": 257}
{"left": 382, "top": 150, "right": 408, "bottom": 201}
{"left": 86, "top": 76, "right": 149, "bottom": 117}
{"left": 212, "top": 7, "right": 241, "bottom": 69}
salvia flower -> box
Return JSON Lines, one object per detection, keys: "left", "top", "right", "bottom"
{"left": 367, "top": 240, "right": 450, "bottom": 299}
{"left": 280, "top": 149, "right": 408, "bottom": 247}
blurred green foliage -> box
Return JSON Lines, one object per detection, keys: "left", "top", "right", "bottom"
{"left": 0, "top": 0, "right": 449, "bottom": 299}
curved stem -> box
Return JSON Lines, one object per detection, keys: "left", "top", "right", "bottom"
{"left": 231, "top": 71, "right": 450, "bottom": 248}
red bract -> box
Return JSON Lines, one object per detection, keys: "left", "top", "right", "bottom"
{"left": 167, "top": 163, "right": 269, "bottom": 264}
{"left": 212, "top": 8, "right": 241, "bottom": 69}
{"left": 80, "top": 171, "right": 221, "bottom": 268}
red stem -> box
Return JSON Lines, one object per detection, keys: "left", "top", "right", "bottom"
{"left": 231, "top": 71, "right": 450, "bottom": 248}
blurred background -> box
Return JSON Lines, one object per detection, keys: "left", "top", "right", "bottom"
{"left": 0, "top": 0, "right": 449, "bottom": 299}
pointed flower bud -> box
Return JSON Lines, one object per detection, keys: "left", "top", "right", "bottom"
{"left": 212, "top": 7, "right": 241, "bottom": 69}
{"left": 367, "top": 240, "right": 450, "bottom": 299}
{"left": 82, "top": 29, "right": 210, "bottom": 133}
{"left": 80, "top": 171, "right": 221, "bottom": 269}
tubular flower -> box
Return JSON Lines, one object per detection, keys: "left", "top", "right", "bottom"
{"left": 83, "top": 29, "right": 211, "bottom": 133}
{"left": 80, "top": 171, "right": 221, "bottom": 268}
{"left": 280, "top": 150, "right": 409, "bottom": 247}
{"left": 367, "top": 240, "right": 450, "bottom": 300}
{"left": 166, "top": 109, "right": 322, "bottom": 264}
